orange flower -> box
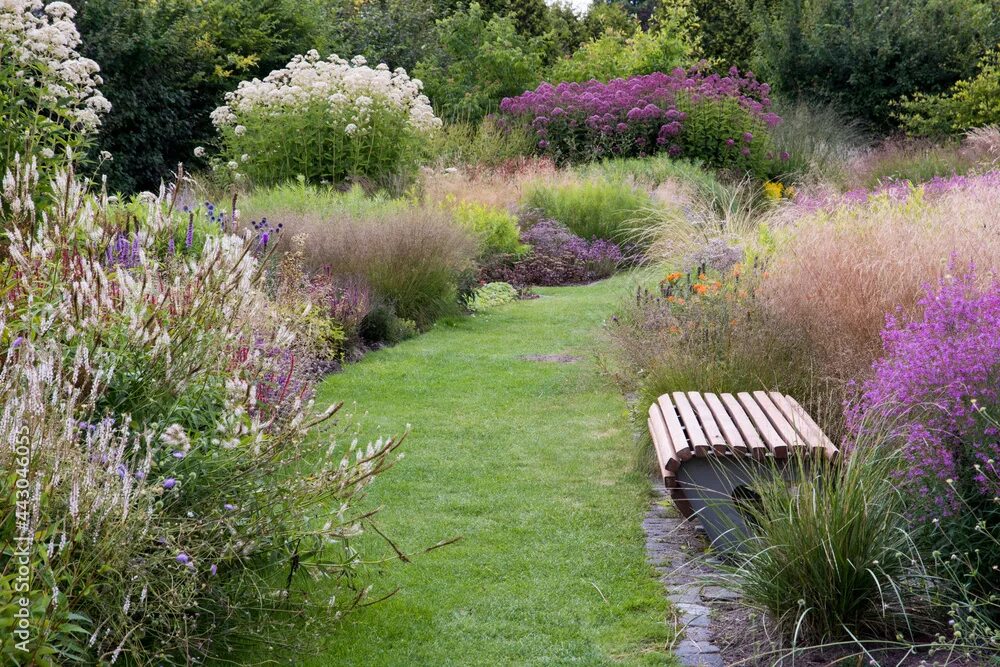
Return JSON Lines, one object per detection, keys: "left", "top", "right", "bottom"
{"left": 692, "top": 283, "right": 708, "bottom": 295}
{"left": 698, "top": 273, "right": 708, "bottom": 281}
{"left": 732, "top": 264, "right": 742, "bottom": 278}
{"left": 668, "top": 325, "right": 681, "bottom": 335}
{"left": 666, "top": 271, "right": 683, "bottom": 282}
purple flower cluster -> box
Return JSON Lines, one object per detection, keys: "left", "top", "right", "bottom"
{"left": 849, "top": 269, "right": 1000, "bottom": 516}
{"left": 797, "top": 170, "right": 1000, "bottom": 212}
{"left": 483, "top": 220, "right": 623, "bottom": 286}
{"left": 104, "top": 232, "right": 142, "bottom": 269}
{"left": 322, "top": 276, "right": 373, "bottom": 333}
{"left": 250, "top": 217, "right": 283, "bottom": 251}
{"left": 498, "top": 66, "right": 780, "bottom": 165}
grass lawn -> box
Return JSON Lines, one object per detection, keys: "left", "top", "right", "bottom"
{"left": 307, "top": 274, "right": 674, "bottom": 666}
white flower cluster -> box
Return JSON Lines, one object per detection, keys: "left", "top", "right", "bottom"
{"left": 211, "top": 50, "right": 441, "bottom": 134}
{"left": 0, "top": 0, "right": 110, "bottom": 133}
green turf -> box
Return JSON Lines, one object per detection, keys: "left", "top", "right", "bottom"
{"left": 307, "top": 274, "right": 674, "bottom": 666}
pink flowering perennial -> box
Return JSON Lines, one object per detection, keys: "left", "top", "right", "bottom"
{"left": 498, "top": 66, "right": 781, "bottom": 171}
{"left": 849, "top": 270, "right": 1000, "bottom": 516}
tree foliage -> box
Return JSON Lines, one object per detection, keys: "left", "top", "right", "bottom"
{"left": 754, "top": 0, "right": 1000, "bottom": 128}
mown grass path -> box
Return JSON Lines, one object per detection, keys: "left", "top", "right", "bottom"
{"left": 309, "top": 275, "right": 673, "bottom": 666}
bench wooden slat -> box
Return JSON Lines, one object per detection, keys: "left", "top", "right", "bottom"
{"left": 770, "top": 392, "right": 839, "bottom": 461}
{"left": 672, "top": 392, "right": 711, "bottom": 456}
{"left": 657, "top": 394, "right": 694, "bottom": 461}
{"left": 736, "top": 392, "right": 788, "bottom": 458}
{"left": 703, "top": 392, "right": 747, "bottom": 454}
{"left": 648, "top": 407, "right": 681, "bottom": 474}
{"left": 687, "top": 391, "right": 728, "bottom": 454}
{"left": 753, "top": 391, "right": 808, "bottom": 451}
{"left": 720, "top": 393, "right": 767, "bottom": 457}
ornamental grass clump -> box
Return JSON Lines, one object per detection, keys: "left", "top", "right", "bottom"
{"left": 0, "top": 157, "right": 404, "bottom": 664}
{"left": 0, "top": 0, "right": 110, "bottom": 178}
{"left": 498, "top": 66, "right": 782, "bottom": 176}
{"left": 726, "top": 442, "right": 936, "bottom": 649}
{"left": 270, "top": 204, "right": 477, "bottom": 330}
{"left": 522, "top": 178, "right": 652, "bottom": 246}
{"left": 211, "top": 50, "right": 441, "bottom": 189}
{"left": 761, "top": 182, "right": 1000, "bottom": 386}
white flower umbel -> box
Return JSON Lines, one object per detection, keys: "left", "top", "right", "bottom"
{"left": 0, "top": 0, "right": 109, "bottom": 133}
{"left": 211, "top": 50, "right": 441, "bottom": 135}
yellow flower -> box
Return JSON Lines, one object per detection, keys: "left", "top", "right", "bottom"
{"left": 764, "top": 181, "right": 784, "bottom": 201}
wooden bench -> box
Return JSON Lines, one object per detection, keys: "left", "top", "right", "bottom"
{"left": 647, "top": 391, "right": 839, "bottom": 550}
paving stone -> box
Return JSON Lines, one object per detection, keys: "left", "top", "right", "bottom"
{"left": 676, "top": 602, "right": 711, "bottom": 616}
{"left": 682, "top": 625, "right": 713, "bottom": 643}
{"left": 701, "top": 586, "right": 740, "bottom": 602}
{"left": 679, "top": 612, "right": 710, "bottom": 628}
{"left": 667, "top": 585, "right": 702, "bottom": 605}
{"left": 679, "top": 652, "right": 724, "bottom": 667}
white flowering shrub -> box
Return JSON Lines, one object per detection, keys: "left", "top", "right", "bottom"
{"left": 0, "top": 0, "right": 110, "bottom": 178}
{"left": 0, "top": 157, "right": 404, "bottom": 663}
{"left": 211, "top": 50, "right": 441, "bottom": 188}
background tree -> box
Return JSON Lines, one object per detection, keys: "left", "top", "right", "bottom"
{"left": 754, "top": 0, "right": 1000, "bottom": 128}
{"left": 72, "top": 0, "right": 327, "bottom": 191}
{"left": 414, "top": 3, "right": 545, "bottom": 121}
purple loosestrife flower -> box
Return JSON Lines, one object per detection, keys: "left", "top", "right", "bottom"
{"left": 185, "top": 213, "right": 194, "bottom": 249}
{"left": 848, "top": 268, "right": 1000, "bottom": 517}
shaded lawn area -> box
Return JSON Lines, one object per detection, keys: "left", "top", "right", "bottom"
{"left": 307, "top": 275, "right": 674, "bottom": 666}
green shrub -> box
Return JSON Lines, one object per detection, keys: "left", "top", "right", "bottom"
{"left": 662, "top": 0, "right": 756, "bottom": 69}
{"left": 360, "top": 302, "right": 419, "bottom": 346}
{"left": 549, "top": 26, "right": 692, "bottom": 84}
{"left": 414, "top": 3, "right": 546, "bottom": 121}
{"left": 675, "top": 93, "right": 779, "bottom": 179}
{"left": 896, "top": 46, "right": 1000, "bottom": 136}
{"left": 522, "top": 178, "right": 653, "bottom": 244}
{"left": 73, "top": 0, "right": 328, "bottom": 193}
{"left": 754, "top": 0, "right": 1000, "bottom": 128}
{"left": 450, "top": 201, "right": 528, "bottom": 257}
{"left": 212, "top": 51, "right": 441, "bottom": 189}
{"left": 465, "top": 281, "right": 519, "bottom": 312}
